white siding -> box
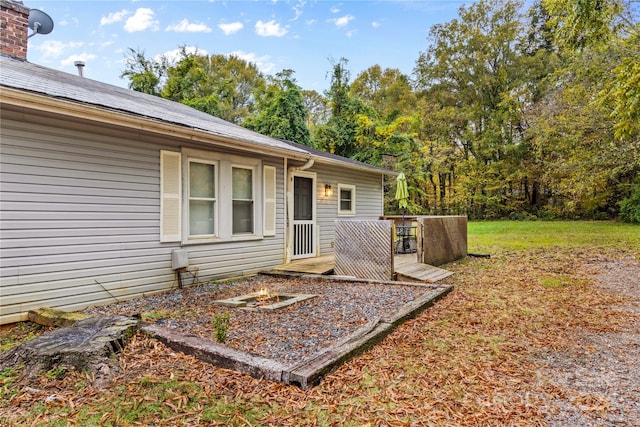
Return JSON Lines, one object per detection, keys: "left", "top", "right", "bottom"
{"left": 311, "top": 163, "right": 384, "bottom": 256}
{"left": 0, "top": 117, "right": 286, "bottom": 324}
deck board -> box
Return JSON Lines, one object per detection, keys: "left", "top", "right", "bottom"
{"left": 394, "top": 254, "right": 454, "bottom": 283}
{"left": 271, "top": 255, "right": 335, "bottom": 275}
{"left": 271, "top": 253, "right": 453, "bottom": 283}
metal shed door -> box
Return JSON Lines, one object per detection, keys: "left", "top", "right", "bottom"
{"left": 292, "top": 175, "right": 316, "bottom": 258}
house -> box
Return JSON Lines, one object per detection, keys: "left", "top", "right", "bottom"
{"left": 0, "top": 0, "right": 395, "bottom": 325}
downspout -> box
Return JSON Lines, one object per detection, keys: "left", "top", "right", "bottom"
{"left": 285, "top": 158, "right": 315, "bottom": 263}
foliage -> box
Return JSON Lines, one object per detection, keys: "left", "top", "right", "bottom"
{"left": 244, "top": 69, "right": 311, "bottom": 146}
{"left": 620, "top": 184, "right": 640, "bottom": 223}
{"left": 121, "top": 48, "right": 168, "bottom": 95}
{"left": 117, "top": 0, "right": 639, "bottom": 220}
{"left": 313, "top": 58, "right": 371, "bottom": 157}
{"left": 212, "top": 311, "right": 231, "bottom": 343}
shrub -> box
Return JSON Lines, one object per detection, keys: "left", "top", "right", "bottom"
{"left": 619, "top": 184, "right": 640, "bottom": 223}
{"left": 212, "top": 312, "right": 231, "bottom": 343}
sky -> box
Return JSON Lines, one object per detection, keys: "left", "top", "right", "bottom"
{"left": 25, "top": 0, "right": 475, "bottom": 92}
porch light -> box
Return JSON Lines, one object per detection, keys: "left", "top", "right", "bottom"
{"left": 325, "top": 184, "right": 333, "bottom": 197}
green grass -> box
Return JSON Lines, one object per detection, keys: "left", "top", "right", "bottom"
{"left": 468, "top": 220, "right": 639, "bottom": 255}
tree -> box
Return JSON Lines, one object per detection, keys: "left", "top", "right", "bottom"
{"left": 120, "top": 47, "right": 265, "bottom": 124}
{"left": 161, "top": 50, "right": 265, "bottom": 124}
{"left": 313, "top": 58, "right": 369, "bottom": 158}
{"left": 350, "top": 65, "right": 417, "bottom": 122}
{"left": 244, "top": 69, "right": 311, "bottom": 146}
{"left": 120, "top": 48, "right": 168, "bottom": 95}
{"left": 302, "top": 90, "right": 329, "bottom": 131}
{"left": 414, "top": 0, "right": 531, "bottom": 218}
{"left": 540, "top": 0, "right": 640, "bottom": 218}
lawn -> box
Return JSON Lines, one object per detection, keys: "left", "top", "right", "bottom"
{"left": 1, "top": 221, "right": 638, "bottom": 426}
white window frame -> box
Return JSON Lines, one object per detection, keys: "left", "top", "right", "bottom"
{"left": 231, "top": 164, "right": 256, "bottom": 236}
{"left": 338, "top": 183, "right": 356, "bottom": 216}
{"left": 187, "top": 159, "right": 218, "bottom": 239}
{"left": 181, "top": 148, "right": 263, "bottom": 245}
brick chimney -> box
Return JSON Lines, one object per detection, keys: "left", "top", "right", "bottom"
{"left": 0, "top": 0, "right": 29, "bottom": 61}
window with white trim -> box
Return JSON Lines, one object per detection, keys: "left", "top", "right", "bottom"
{"left": 338, "top": 183, "right": 356, "bottom": 216}
{"left": 163, "top": 148, "right": 267, "bottom": 244}
{"left": 232, "top": 166, "right": 254, "bottom": 234}
{"left": 188, "top": 160, "right": 217, "bottom": 237}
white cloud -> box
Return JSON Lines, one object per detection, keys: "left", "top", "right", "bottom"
{"left": 291, "top": 0, "right": 305, "bottom": 21}
{"left": 32, "top": 40, "right": 84, "bottom": 58}
{"left": 124, "top": 8, "right": 159, "bottom": 32}
{"left": 229, "top": 50, "right": 275, "bottom": 74}
{"left": 100, "top": 9, "right": 129, "bottom": 26}
{"left": 255, "top": 20, "right": 287, "bottom": 37}
{"left": 61, "top": 53, "right": 98, "bottom": 67}
{"left": 372, "top": 21, "right": 380, "bottom": 28}
{"left": 330, "top": 6, "right": 339, "bottom": 13}
{"left": 331, "top": 15, "right": 354, "bottom": 28}
{"left": 218, "top": 21, "right": 243, "bottom": 35}
{"left": 157, "top": 46, "right": 208, "bottom": 64}
{"left": 166, "top": 19, "right": 212, "bottom": 33}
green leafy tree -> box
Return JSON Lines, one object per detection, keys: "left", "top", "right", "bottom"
{"left": 121, "top": 47, "right": 265, "bottom": 124}
{"left": 244, "top": 69, "right": 311, "bottom": 146}
{"left": 313, "top": 58, "right": 369, "bottom": 158}
{"left": 302, "top": 90, "right": 330, "bottom": 131}
{"left": 414, "top": 0, "right": 531, "bottom": 218}
{"left": 350, "top": 65, "right": 417, "bottom": 122}
{"left": 538, "top": 0, "right": 639, "bottom": 218}
{"left": 120, "top": 48, "right": 168, "bottom": 95}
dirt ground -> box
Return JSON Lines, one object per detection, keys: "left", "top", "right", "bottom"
{"left": 541, "top": 256, "right": 640, "bottom": 426}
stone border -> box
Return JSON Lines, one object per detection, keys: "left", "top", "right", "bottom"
{"left": 213, "top": 292, "right": 317, "bottom": 310}
{"left": 142, "top": 277, "right": 453, "bottom": 389}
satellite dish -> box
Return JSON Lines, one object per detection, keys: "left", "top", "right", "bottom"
{"left": 28, "top": 9, "right": 54, "bottom": 38}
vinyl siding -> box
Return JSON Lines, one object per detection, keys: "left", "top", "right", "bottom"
{"left": 0, "top": 117, "right": 286, "bottom": 324}
{"left": 311, "top": 163, "right": 384, "bottom": 256}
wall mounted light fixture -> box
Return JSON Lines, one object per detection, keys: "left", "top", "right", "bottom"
{"left": 325, "top": 184, "right": 333, "bottom": 197}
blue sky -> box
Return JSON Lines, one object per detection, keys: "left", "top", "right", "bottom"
{"left": 26, "top": 1, "right": 474, "bottom": 92}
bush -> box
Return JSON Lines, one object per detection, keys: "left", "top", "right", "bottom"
{"left": 619, "top": 184, "right": 640, "bottom": 223}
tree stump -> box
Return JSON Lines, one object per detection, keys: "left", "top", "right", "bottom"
{"left": 0, "top": 316, "right": 139, "bottom": 388}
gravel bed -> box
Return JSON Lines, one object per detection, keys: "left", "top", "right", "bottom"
{"left": 83, "top": 275, "right": 429, "bottom": 364}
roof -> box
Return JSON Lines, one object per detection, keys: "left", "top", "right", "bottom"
{"left": 282, "top": 138, "right": 397, "bottom": 175}
{"left": 0, "top": 56, "right": 395, "bottom": 175}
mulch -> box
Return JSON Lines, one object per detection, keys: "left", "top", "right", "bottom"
{"left": 82, "top": 275, "right": 430, "bottom": 364}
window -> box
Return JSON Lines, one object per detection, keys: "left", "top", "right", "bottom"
{"left": 164, "top": 148, "right": 266, "bottom": 244}
{"left": 232, "top": 166, "right": 254, "bottom": 234}
{"left": 338, "top": 184, "right": 356, "bottom": 216}
{"left": 188, "top": 161, "right": 217, "bottom": 237}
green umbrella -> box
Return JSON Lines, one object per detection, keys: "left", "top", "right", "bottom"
{"left": 395, "top": 172, "right": 409, "bottom": 211}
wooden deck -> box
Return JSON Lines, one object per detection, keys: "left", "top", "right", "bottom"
{"left": 271, "top": 253, "right": 453, "bottom": 283}
{"left": 272, "top": 255, "right": 335, "bottom": 275}
{"left": 393, "top": 254, "right": 454, "bottom": 283}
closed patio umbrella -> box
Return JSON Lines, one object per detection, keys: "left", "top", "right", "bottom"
{"left": 395, "top": 172, "right": 409, "bottom": 212}
{"left": 395, "top": 172, "right": 411, "bottom": 253}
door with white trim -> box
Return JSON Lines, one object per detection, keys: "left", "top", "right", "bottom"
{"left": 292, "top": 174, "right": 316, "bottom": 259}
